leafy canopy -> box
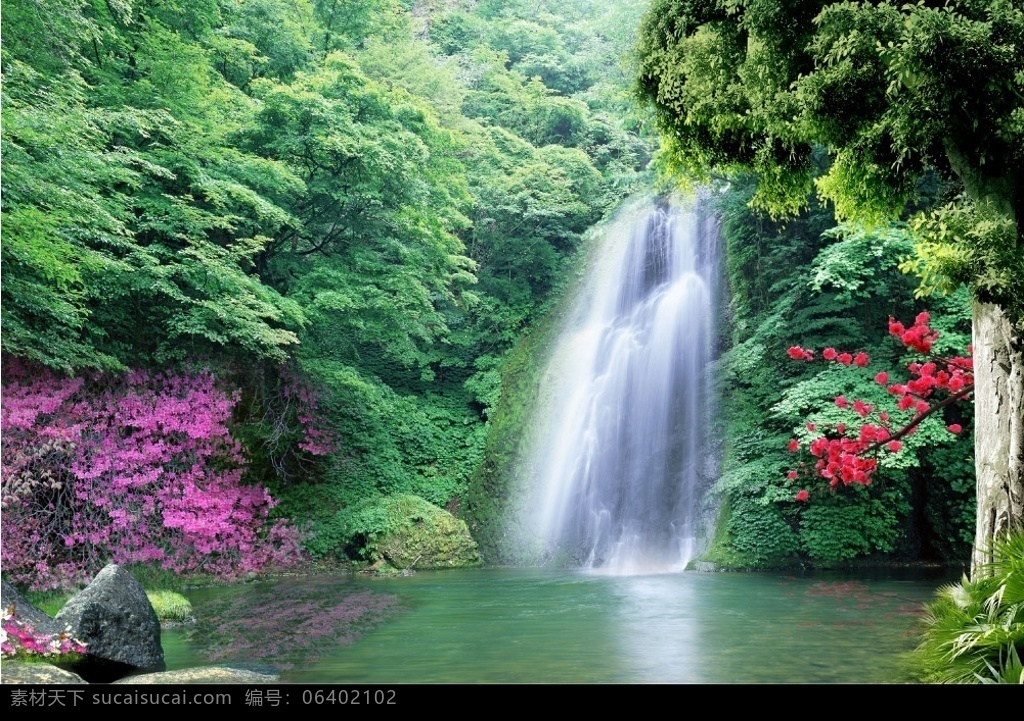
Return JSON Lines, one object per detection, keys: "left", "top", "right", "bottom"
{"left": 635, "top": 0, "right": 1023, "bottom": 311}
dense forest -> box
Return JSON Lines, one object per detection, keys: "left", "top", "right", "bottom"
{"left": 2, "top": 0, "right": 654, "bottom": 585}
{"left": 4, "top": 0, "right": 1022, "bottom": 684}
{"left": 633, "top": 0, "right": 1023, "bottom": 576}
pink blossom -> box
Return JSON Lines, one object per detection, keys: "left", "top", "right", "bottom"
{"left": 1, "top": 360, "right": 306, "bottom": 590}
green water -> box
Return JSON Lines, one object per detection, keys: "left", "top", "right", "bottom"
{"left": 163, "top": 568, "right": 949, "bottom": 683}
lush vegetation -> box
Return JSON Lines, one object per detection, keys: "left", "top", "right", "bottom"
{"left": 1, "top": 0, "right": 653, "bottom": 584}
{"left": 634, "top": 0, "right": 1023, "bottom": 573}
{"left": 3, "top": 0, "right": 997, "bottom": 578}
{"left": 4, "top": 0, "right": 1018, "bottom": 685}
{"left": 911, "top": 529, "right": 1024, "bottom": 683}
{"left": 699, "top": 178, "right": 977, "bottom": 568}
{"left": 633, "top": 0, "right": 1021, "bottom": 681}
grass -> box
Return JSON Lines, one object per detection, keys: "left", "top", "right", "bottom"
{"left": 21, "top": 589, "right": 73, "bottom": 618}
{"left": 20, "top": 575, "right": 194, "bottom": 623}
{"left": 146, "top": 590, "right": 194, "bottom": 622}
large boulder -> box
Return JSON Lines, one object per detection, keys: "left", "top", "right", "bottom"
{"left": 55, "top": 565, "right": 164, "bottom": 672}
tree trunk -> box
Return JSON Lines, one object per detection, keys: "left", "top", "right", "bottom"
{"left": 970, "top": 299, "right": 1024, "bottom": 575}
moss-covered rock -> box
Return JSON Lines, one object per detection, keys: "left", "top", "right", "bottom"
{"left": 346, "top": 494, "right": 481, "bottom": 570}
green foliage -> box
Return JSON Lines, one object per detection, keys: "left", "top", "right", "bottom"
{"left": 810, "top": 224, "right": 916, "bottom": 304}
{"left": 904, "top": 198, "right": 1024, "bottom": 316}
{"left": 720, "top": 493, "right": 802, "bottom": 568}
{"left": 800, "top": 484, "right": 909, "bottom": 565}
{"left": 1, "top": 12, "right": 306, "bottom": 371}
{"left": 911, "top": 530, "right": 1024, "bottom": 683}
{"left": 20, "top": 590, "right": 74, "bottom": 619}
{"left": 635, "top": 0, "right": 1023, "bottom": 327}
{"left": 709, "top": 176, "right": 975, "bottom": 569}
{"left": 922, "top": 441, "right": 977, "bottom": 562}
{"left": 216, "top": 0, "right": 316, "bottom": 84}
{"left": 316, "top": 494, "right": 481, "bottom": 570}
{"left": 146, "top": 591, "right": 194, "bottom": 623}
{"left": 3, "top": 0, "right": 654, "bottom": 566}
{"left": 271, "top": 356, "right": 487, "bottom": 562}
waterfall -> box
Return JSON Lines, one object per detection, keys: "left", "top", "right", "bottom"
{"left": 528, "top": 199, "right": 720, "bottom": 574}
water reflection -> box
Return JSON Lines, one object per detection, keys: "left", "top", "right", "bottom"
{"left": 163, "top": 568, "right": 947, "bottom": 683}
{"left": 608, "top": 574, "right": 702, "bottom": 682}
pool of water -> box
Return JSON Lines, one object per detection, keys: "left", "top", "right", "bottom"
{"left": 163, "top": 567, "right": 950, "bottom": 683}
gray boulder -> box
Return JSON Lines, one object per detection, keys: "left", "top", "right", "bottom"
{"left": 0, "top": 662, "right": 88, "bottom": 684}
{"left": 0, "top": 578, "right": 65, "bottom": 637}
{"left": 116, "top": 667, "right": 280, "bottom": 684}
{"left": 55, "top": 564, "right": 164, "bottom": 671}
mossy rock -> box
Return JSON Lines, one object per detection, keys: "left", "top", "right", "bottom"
{"left": 355, "top": 494, "right": 482, "bottom": 570}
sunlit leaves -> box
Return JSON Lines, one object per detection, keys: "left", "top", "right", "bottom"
{"left": 636, "top": 0, "right": 1024, "bottom": 254}
{"left": 903, "top": 198, "right": 1023, "bottom": 309}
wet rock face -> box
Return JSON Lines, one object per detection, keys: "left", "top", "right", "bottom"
{"left": 56, "top": 565, "right": 164, "bottom": 673}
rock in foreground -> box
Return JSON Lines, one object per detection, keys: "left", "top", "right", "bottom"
{"left": 117, "top": 666, "right": 279, "bottom": 684}
{"left": 56, "top": 564, "right": 164, "bottom": 672}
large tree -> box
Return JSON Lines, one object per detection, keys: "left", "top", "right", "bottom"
{"left": 634, "top": 0, "right": 1023, "bottom": 571}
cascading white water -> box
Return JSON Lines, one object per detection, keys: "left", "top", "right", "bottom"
{"left": 529, "top": 199, "right": 720, "bottom": 574}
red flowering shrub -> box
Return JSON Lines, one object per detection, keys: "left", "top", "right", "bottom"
{"left": 786, "top": 313, "right": 973, "bottom": 501}
{"left": 1, "top": 359, "right": 304, "bottom": 590}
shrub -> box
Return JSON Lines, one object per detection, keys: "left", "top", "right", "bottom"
{"left": 912, "top": 530, "right": 1024, "bottom": 683}
{"left": 1, "top": 358, "right": 304, "bottom": 590}
{"left": 328, "top": 493, "right": 480, "bottom": 569}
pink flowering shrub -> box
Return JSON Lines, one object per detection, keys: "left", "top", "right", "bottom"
{"left": 1, "top": 358, "right": 304, "bottom": 590}
{"left": 1, "top": 607, "right": 87, "bottom": 660}
{"left": 786, "top": 312, "right": 973, "bottom": 501}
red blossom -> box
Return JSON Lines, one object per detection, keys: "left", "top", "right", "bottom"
{"left": 784, "top": 312, "right": 974, "bottom": 501}
{"left": 852, "top": 400, "right": 872, "bottom": 418}
{"left": 788, "top": 346, "right": 815, "bottom": 361}
{"left": 795, "top": 490, "right": 810, "bottom": 502}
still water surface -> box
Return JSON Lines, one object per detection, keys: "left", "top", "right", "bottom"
{"left": 163, "top": 568, "right": 950, "bottom": 683}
